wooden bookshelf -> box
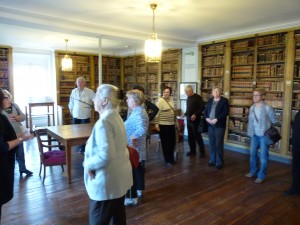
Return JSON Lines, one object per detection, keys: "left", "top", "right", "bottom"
{"left": 161, "top": 49, "right": 182, "bottom": 109}
{"left": 0, "top": 46, "right": 12, "bottom": 93}
{"left": 200, "top": 42, "right": 225, "bottom": 102}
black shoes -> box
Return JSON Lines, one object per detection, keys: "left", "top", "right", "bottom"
{"left": 186, "top": 152, "right": 196, "bottom": 157}
{"left": 283, "top": 189, "right": 300, "bottom": 196}
{"left": 20, "top": 169, "right": 33, "bottom": 176}
{"left": 208, "top": 162, "right": 215, "bottom": 166}
{"left": 216, "top": 165, "right": 223, "bottom": 170}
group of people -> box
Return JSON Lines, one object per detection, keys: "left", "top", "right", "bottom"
{"left": 1, "top": 77, "right": 300, "bottom": 225}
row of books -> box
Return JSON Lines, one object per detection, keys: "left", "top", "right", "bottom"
{"left": 202, "top": 67, "right": 224, "bottom": 77}
{"left": 257, "top": 64, "right": 284, "bottom": 76}
{"left": 202, "top": 44, "right": 225, "bottom": 55}
{"left": 230, "top": 106, "right": 250, "bottom": 115}
{"left": 256, "top": 34, "right": 286, "bottom": 46}
{"left": 162, "top": 64, "right": 178, "bottom": 71}
{"left": 256, "top": 81, "right": 284, "bottom": 91}
{"left": 257, "top": 50, "right": 285, "bottom": 63}
{"left": 232, "top": 55, "right": 254, "bottom": 65}
{"left": 232, "top": 40, "right": 255, "bottom": 51}
{"left": 203, "top": 56, "right": 224, "bottom": 66}
{"left": 0, "top": 61, "right": 8, "bottom": 68}
{"left": 0, "top": 48, "right": 8, "bottom": 56}
{"left": 0, "top": 71, "right": 8, "bottom": 78}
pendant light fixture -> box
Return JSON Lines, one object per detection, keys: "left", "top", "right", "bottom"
{"left": 145, "top": 3, "right": 162, "bottom": 63}
{"left": 61, "top": 39, "right": 72, "bottom": 71}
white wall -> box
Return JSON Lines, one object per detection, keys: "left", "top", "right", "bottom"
{"left": 12, "top": 49, "right": 57, "bottom": 127}
{"left": 181, "top": 47, "right": 199, "bottom": 135}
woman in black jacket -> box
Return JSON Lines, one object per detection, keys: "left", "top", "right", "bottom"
{"left": 0, "top": 89, "right": 31, "bottom": 221}
{"left": 204, "top": 87, "right": 229, "bottom": 169}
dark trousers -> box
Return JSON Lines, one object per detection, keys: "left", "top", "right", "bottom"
{"left": 291, "top": 149, "right": 300, "bottom": 191}
{"left": 89, "top": 196, "right": 126, "bottom": 225}
{"left": 208, "top": 126, "right": 225, "bottom": 167}
{"left": 72, "top": 118, "right": 90, "bottom": 151}
{"left": 186, "top": 119, "right": 205, "bottom": 155}
{"left": 159, "top": 124, "right": 176, "bottom": 164}
{"left": 126, "top": 161, "right": 145, "bottom": 199}
{"left": 134, "top": 161, "right": 145, "bottom": 190}
{"left": 126, "top": 168, "right": 137, "bottom": 199}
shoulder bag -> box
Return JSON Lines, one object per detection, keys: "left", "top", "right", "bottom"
{"left": 253, "top": 107, "right": 281, "bottom": 144}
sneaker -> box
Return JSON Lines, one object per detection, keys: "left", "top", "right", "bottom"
{"left": 137, "top": 190, "right": 143, "bottom": 198}
{"left": 254, "top": 178, "right": 264, "bottom": 184}
{"left": 124, "top": 198, "right": 138, "bottom": 206}
{"left": 245, "top": 173, "right": 255, "bottom": 178}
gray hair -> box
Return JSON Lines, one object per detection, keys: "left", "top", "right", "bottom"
{"left": 96, "top": 84, "right": 119, "bottom": 109}
{"left": 126, "top": 90, "right": 145, "bottom": 105}
{"left": 184, "top": 85, "right": 194, "bottom": 92}
{"left": 2, "top": 89, "right": 12, "bottom": 101}
{"left": 76, "top": 76, "right": 86, "bottom": 84}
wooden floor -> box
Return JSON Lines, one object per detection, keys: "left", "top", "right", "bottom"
{"left": 2, "top": 135, "right": 300, "bottom": 225}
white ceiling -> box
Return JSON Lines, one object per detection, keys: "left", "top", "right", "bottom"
{"left": 1, "top": 0, "right": 300, "bottom": 55}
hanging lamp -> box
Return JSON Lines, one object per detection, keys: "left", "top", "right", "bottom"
{"left": 61, "top": 39, "right": 72, "bottom": 71}
{"left": 145, "top": 3, "right": 162, "bottom": 63}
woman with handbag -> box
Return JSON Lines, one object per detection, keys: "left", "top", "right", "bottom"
{"left": 245, "top": 88, "right": 277, "bottom": 184}
{"left": 0, "top": 89, "right": 32, "bottom": 221}
{"left": 1, "top": 90, "right": 33, "bottom": 176}
{"left": 154, "top": 86, "right": 177, "bottom": 166}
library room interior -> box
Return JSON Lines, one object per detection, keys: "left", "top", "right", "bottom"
{"left": 1, "top": 0, "right": 300, "bottom": 224}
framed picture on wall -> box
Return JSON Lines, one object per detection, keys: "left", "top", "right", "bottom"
{"left": 179, "top": 82, "right": 197, "bottom": 100}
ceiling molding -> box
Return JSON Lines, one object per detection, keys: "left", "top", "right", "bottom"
{"left": 197, "top": 20, "right": 300, "bottom": 43}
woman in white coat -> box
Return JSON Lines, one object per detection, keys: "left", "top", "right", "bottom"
{"left": 83, "top": 84, "right": 132, "bottom": 225}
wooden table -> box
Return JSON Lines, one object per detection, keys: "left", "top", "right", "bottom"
{"left": 46, "top": 123, "right": 94, "bottom": 183}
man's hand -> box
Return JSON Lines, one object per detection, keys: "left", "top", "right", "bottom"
{"left": 191, "top": 114, "right": 196, "bottom": 121}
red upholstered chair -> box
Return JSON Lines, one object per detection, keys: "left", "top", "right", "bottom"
{"left": 35, "top": 128, "right": 66, "bottom": 183}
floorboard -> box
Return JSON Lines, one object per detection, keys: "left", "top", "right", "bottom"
{"left": 1, "top": 135, "right": 299, "bottom": 225}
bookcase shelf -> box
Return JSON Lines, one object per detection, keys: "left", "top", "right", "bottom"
{"left": 200, "top": 43, "right": 225, "bottom": 102}
{"left": 224, "top": 34, "right": 286, "bottom": 151}
{"left": 161, "top": 49, "right": 182, "bottom": 109}
{"left": 0, "top": 46, "right": 12, "bottom": 92}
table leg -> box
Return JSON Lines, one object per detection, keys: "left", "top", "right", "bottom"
{"left": 65, "top": 143, "right": 72, "bottom": 184}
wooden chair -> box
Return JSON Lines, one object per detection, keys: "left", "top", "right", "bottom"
{"left": 35, "top": 128, "right": 66, "bottom": 183}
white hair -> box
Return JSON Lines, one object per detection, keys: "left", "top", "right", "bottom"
{"left": 96, "top": 84, "right": 119, "bottom": 109}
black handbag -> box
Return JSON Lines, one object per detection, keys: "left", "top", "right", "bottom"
{"left": 264, "top": 126, "right": 281, "bottom": 144}
{"left": 198, "top": 117, "right": 208, "bottom": 133}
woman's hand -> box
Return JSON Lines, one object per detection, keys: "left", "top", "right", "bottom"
{"left": 155, "top": 124, "right": 160, "bottom": 132}
{"left": 88, "top": 170, "right": 96, "bottom": 179}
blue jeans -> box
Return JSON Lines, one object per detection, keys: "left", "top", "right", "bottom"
{"left": 208, "top": 126, "right": 225, "bottom": 167}
{"left": 249, "top": 135, "right": 270, "bottom": 180}
{"left": 16, "top": 143, "right": 26, "bottom": 171}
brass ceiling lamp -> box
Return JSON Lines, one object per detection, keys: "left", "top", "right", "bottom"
{"left": 145, "top": 3, "right": 162, "bottom": 63}
{"left": 61, "top": 39, "right": 72, "bottom": 71}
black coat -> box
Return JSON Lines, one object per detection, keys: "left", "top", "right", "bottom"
{"left": 0, "top": 113, "right": 17, "bottom": 205}
{"left": 292, "top": 111, "right": 300, "bottom": 149}
{"left": 204, "top": 96, "right": 229, "bottom": 128}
